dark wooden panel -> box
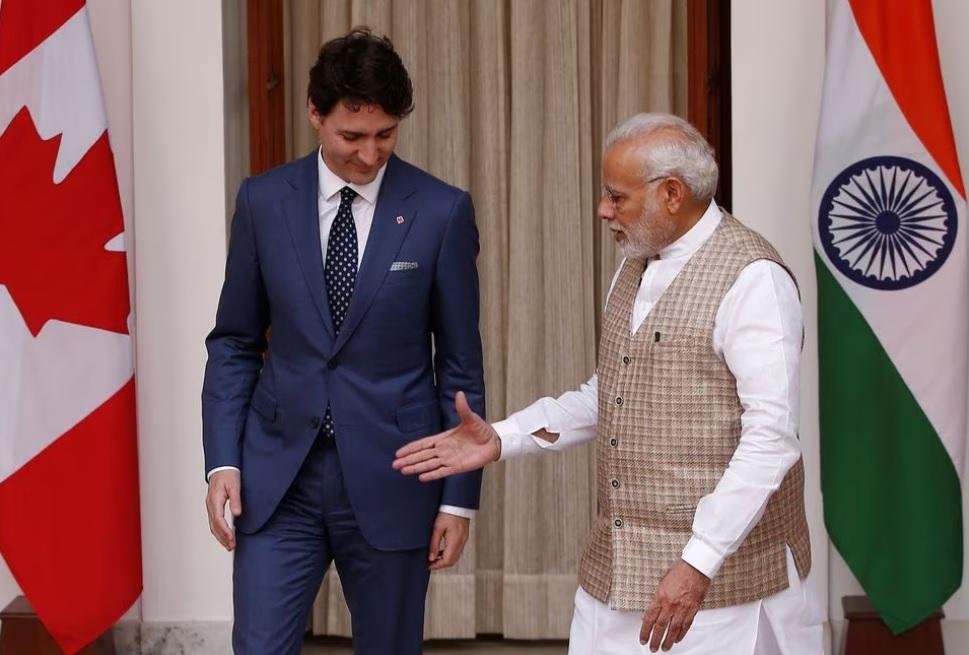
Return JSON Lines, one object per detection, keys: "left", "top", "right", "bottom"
{"left": 843, "top": 595, "right": 944, "bottom": 655}
{"left": 0, "top": 596, "right": 116, "bottom": 654}
{"left": 688, "top": 0, "right": 731, "bottom": 211}
{"left": 247, "top": 0, "right": 286, "bottom": 175}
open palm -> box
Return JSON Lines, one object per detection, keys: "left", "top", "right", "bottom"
{"left": 393, "top": 391, "right": 499, "bottom": 481}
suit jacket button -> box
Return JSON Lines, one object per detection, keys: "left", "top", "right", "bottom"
{"left": 614, "top": 518, "right": 623, "bottom": 528}
{"left": 615, "top": 396, "right": 623, "bottom": 406}
{"left": 310, "top": 416, "right": 321, "bottom": 429}
{"left": 327, "top": 359, "right": 337, "bottom": 370}
{"left": 610, "top": 438, "right": 618, "bottom": 447}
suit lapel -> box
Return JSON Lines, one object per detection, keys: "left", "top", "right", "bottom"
{"left": 332, "top": 155, "right": 417, "bottom": 354}
{"left": 281, "top": 151, "right": 336, "bottom": 340}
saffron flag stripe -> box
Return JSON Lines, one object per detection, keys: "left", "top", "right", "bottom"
{"left": 849, "top": 0, "right": 965, "bottom": 198}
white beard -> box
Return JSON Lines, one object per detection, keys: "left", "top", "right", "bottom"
{"left": 613, "top": 200, "right": 676, "bottom": 259}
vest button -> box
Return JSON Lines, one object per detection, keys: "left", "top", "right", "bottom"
{"left": 622, "top": 356, "right": 630, "bottom": 365}
{"left": 615, "top": 396, "right": 623, "bottom": 406}
{"left": 614, "top": 518, "right": 623, "bottom": 528}
{"left": 611, "top": 479, "right": 620, "bottom": 489}
{"left": 610, "top": 438, "right": 618, "bottom": 447}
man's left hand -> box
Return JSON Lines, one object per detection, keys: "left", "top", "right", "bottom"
{"left": 428, "top": 512, "right": 470, "bottom": 571}
{"left": 640, "top": 559, "right": 711, "bottom": 652}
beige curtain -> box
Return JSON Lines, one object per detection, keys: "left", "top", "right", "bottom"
{"left": 282, "top": 0, "right": 687, "bottom": 639}
{"left": 222, "top": 0, "right": 250, "bottom": 231}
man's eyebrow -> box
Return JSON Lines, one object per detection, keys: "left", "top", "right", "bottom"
{"left": 338, "top": 126, "right": 398, "bottom": 137}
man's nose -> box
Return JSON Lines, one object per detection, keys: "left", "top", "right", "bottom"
{"left": 358, "top": 143, "right": 379, "bottom": 166}
{"left": 597, "top": 196, "right": 613, "bottom": 221}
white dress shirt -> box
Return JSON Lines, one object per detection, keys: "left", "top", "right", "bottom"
{"left": 493, "top": 201, "right": 803, "bottom": 578}
{"left": 316, "top": 150, "right": 385, "bottom": 265}
{"left": 210, "top": 150, "right": 472, "bottom": 520}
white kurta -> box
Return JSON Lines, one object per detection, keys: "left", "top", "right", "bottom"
{"left": 568, "top": 549, "right": 819, "bottom": 654}
{"left": 494, "top": 203, "right": 822, "bottom": 654}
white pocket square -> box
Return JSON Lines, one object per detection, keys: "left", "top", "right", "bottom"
{"left": 390, "top": 261, "right": 419, "bottom": 271}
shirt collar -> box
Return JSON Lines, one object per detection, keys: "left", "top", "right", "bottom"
{"left": 657, "top": 200, "right": 722, "bottom": 261}
{"left": 317, "top": 147, "right": 387, "bottom": 205}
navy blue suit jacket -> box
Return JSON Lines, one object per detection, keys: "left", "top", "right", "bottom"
{"left": 202, "top": 152, "right": 485, "bottom": 550}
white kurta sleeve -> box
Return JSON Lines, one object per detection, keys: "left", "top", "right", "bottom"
{"left": 493, "top": 375, "right": 599, "bottom": 460}
{"left": 681, "top": 260, "right": 804, "bottom": 579}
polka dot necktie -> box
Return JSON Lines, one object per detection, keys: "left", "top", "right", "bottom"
{"left": 322, "top": 186, "right": 358, "bottom": 438}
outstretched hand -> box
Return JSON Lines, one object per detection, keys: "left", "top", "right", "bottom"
{"left": 393, "top": 391, "right": 500, "bottom": 481}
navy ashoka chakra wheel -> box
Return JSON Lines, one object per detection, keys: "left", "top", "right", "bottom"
{"left": 818, "top": 156, "right": 957, "bottom": 290}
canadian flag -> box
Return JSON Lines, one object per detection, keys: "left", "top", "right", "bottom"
{"left": 0, "top": 1, "right": 141, "bottom": 652}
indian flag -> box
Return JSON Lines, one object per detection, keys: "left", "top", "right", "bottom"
{"left": 812, "top": 0, "right": 967, "bottom": 634}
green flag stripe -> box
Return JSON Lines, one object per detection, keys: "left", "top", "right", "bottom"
{"left": 816, "top": 254, "right": 962, "bottom": 634}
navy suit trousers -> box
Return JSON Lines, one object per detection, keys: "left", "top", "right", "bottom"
{"left": 232, "top": 435, "right": 430, "bottom": 654}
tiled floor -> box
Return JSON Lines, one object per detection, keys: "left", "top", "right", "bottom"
{"left": 303, "top": 638, "right": 568, "bottom": 654}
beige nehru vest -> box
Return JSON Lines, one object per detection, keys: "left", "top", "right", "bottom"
{"left": 578, "top": 213, "right": 812, "bottom": 611}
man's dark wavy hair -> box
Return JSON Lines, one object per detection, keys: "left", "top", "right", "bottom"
{"left": 307, "top": 27, "right": 414, "bottom": 118}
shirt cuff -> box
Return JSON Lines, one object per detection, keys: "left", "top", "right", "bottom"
{"left": 493, "top": 418, "right": 562, "bottom": 461}
{"left": 493, "top": 418, "right": 525, "bottom": 460}
{"left": 493, "top": 417, "right": 521, "bottom": 436}
{"left": 681, "top": 536, "right": 725, "bottom": 579}
{"left": 438, "top": 505, "right": 475, "bottom": 519}
{"left": 207, "top": 465, "right": 240, "bottom": 482}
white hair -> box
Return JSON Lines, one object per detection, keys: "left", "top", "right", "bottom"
{"left": 604, "top": 113, "right": 719, "bottom": 202}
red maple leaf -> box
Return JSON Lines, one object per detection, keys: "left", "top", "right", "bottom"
{"left": 0, "top": 108, "right": 130, "bottom": 336}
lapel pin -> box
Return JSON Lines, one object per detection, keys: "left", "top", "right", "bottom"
{"left": 396, "top": 215, "right": 405, "bottom": 225}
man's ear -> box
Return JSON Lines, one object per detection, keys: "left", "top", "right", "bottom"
{"left": 307, "top": 99, "right": 321, "bottom": 130}
{"left": 663, "top": 178, "right": 688, "bottom": 214}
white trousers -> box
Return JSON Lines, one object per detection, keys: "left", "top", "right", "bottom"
{"left": 568, "top": 550, "right": 823, "bottom": 655}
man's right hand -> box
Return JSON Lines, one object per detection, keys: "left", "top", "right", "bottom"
{"left": 393, "top": 391, "right": 500, "bottom": 481}
{"left": 206, "top": 469, "right": 242, "bottom": 551}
